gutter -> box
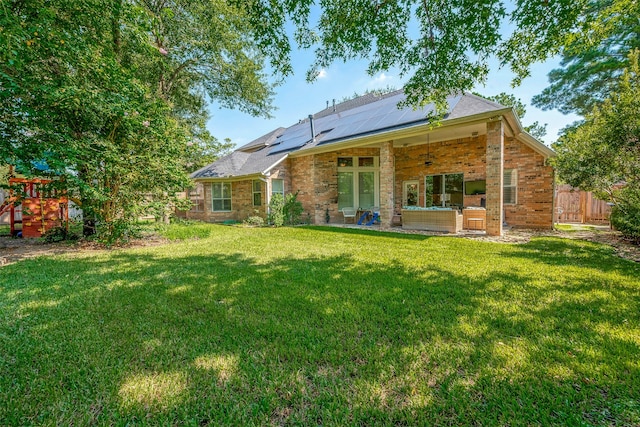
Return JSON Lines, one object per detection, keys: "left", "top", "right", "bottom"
{"left": 193, "top": 173, "right": 264, "bottom": 183}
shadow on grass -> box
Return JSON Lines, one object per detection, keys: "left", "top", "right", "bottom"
{"left": 0, "top": 236, "right": 639, "bottom": 425}
{"left": 301, "top": 225, "right": 432, "bottom": 241}
{"left": 502, "top": 236, "right": 639, "bottom": 273}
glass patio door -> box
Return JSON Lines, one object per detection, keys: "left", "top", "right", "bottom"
{"left": 338, "top": 172, "right": 354, "bottom": 209}
{"left": 425, "top": 173, "right": 463, "bottom": 208}
{"left": 358, "top": 172, "right": 375, "bottom": 209}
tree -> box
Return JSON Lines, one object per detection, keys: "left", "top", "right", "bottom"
{"left": 553, "top": 50, "right": 640, "bottom": 241}
{"left": 340, "top": 86, "right": 399, "bottom": 103}
{"left": 0, "top": 0, "right": 279, "bottom": 241}
{"left": 477, "top": 93, "right": 548, "bottom": 141}
{"left": 532, "top": 1, "right": 640, "bottom": 116}
{"left": 3, "top": 0, "right": 634, "bottom": 241}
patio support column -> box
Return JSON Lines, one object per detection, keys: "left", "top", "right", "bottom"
{"left": 486, "top": 118, "right": 504, "bottom": 236}
{"left": 379, "top": 141, "right": 395, "bottom": 229}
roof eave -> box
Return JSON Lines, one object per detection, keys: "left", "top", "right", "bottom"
{"left": 502, "top": 110, "right": 556, "bottom": 159}
{"left": 193, "top": 172, "right": 264, "bottom": 182}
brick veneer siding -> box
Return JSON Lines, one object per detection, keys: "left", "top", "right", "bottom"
{"left": 394, "top": 136, "right": 487, "bottom": 213}
{"left": 486, "top": 120, "right": 505, "bottom": 236}
{"left": 177, "top": 180, "right": 253, "bottom": 222}
{"left": 178, "top": 160, "right": 293, "bottom": 223}
{"left": 290, "top": 148, "right": 380, "bottom": 224}
{"left": 393, "top": 130, "right": 553, "bottom": 230}
{"left": 290, "top": 154, "right": 315, "bottom": 221}
{"left": 379, "top": 141, "right": 395, "bottom": 228}
{"left": 184, "top": 128, "right": 553, "bottom": 229}
{"left": 503, "top": 137, "right": 554, "bottom": 229}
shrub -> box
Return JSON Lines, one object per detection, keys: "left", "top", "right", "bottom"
{"left": 97, "top": 219, "right": 142, "bottom": 246}
{"left": 42, "top": 223, "right": 81, "bottom": 243}
{"left": 610, "top": 188, "right": 640, "bottom": 243}
{"left": 244, "top": 215, "right": 265, "bottom": 227}
{"left": 268, "top": 193, "right": 285, "bottom": 227}
{"left": 283, "top": 192, "right": 304, "bottom": 225}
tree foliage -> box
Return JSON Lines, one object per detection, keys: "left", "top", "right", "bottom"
{"left": 553, "top": 50, "right": 640, "bottom": 241}
{"left": 0, "top": 0, "right": 277, "bottom": 240}
{"left": 228, "top": 0, "right": 634, "bottom": 111}
{"left": 2, "top": 0, "right": 633, "bottom": 241}
{"left": 532, "top": 0, "right": 640, "bottom": 116}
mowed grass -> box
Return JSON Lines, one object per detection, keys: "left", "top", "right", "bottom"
{"left": 1, "top": 225, "right": 639, "bottom": 426}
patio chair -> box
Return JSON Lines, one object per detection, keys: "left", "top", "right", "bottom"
{"left": 366, "top": 206, "right": 380, "bottom": 226}
{"left": 341, "top": 207, "right": 357, "bottom": 224}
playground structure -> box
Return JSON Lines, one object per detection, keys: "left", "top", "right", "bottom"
{"left": 0, "top": 177, "right": 69, "bottom": 238}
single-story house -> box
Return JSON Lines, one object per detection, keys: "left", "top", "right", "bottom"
{"left": 181, "top": 91, "right": 555, "bottom": 236}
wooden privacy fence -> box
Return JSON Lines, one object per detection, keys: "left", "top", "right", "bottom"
{"left": 555, "top": 184, "right": 611, "bottom": 224}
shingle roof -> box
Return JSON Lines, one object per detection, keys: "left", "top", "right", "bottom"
{"left": 192, "top": 92, "right": 511, "bottom": 180}
{"left": 190, "top": 146, "right": 287, "bottom": 179}
{"left": 236, "top": 127, "right": 286, "bottom": 152}
{"left": 447, "top": 94, "right": 505, "bottom": 120}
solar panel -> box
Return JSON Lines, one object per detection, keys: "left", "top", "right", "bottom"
{"left": 269, "top": 121, "right": 314, "bottom": 154}
{"left": 270, "top": 93, "right": 465, "bottom": 154}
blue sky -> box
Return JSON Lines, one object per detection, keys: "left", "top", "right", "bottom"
{"left": 207, "top": 43, "right": 581, "bottom": 150}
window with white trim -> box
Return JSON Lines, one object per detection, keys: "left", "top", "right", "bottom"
{"left": 403, "top": 181, "right": 419, "bottom": 207}
{"left": 337, "top": 156, "right": 379, "bottom": 210}
{"left": 271, "top": 179, "right": 284, "bottom": 196}
{"left": 253, "top": 180, "right": 262, "bottom": 206}
{"left": 504, "top": 169, "right": 517, "bottom": 205}
{"left": 211, "top": 182, "right": 231, "bottom": 211}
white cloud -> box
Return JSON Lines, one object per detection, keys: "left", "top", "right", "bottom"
{"left": 371, "top": 72, "right": 393, "bottom": 86}
{"left": 317, "top": 68, "right": 328, "bottom": 79}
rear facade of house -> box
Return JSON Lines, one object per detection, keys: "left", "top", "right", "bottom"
{"left": 179, "top": 91, "right": 555, "bottom": 236}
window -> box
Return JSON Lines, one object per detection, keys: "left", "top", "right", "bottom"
{"left": 338, "top": 172, "right": 354, "bottom": 208}
{"left": 189, "top": 183, "right": 204, "bottom": 212}
{"left": 211, "top": 182, "right": 231, "bottom": 211}
{"left": 337, "top": 156, "right": 379, "bottom": 209}
{"left": 253, "top": 180, "right": 262, "bottom": 206}
{"left": 337, "top": 157, "right": 353, "bottom": 167}
{"left": 271, "top": 179, "right": 284, "bottom": 196}
{"left": 425, "top": 173, "right": 463, "bottom": 208}
{"left": 504, "top": 169, "right": 517, "bottom": 204}
{"left": 358, "top": 157, "right": 374, "bottom": 167}
{"left": 403, "top": 181, "right": 419, "bottom": 207}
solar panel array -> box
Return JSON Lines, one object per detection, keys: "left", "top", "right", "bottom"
{"left": 269, "top": 93, "right": 463, "bottom": 155}
{"left": 268, "top": 120, "right": 314, "bottom": 154}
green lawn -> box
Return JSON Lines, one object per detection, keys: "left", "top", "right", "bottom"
{"left": 1, "top": 225, "right": 639, "bottom": 426}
